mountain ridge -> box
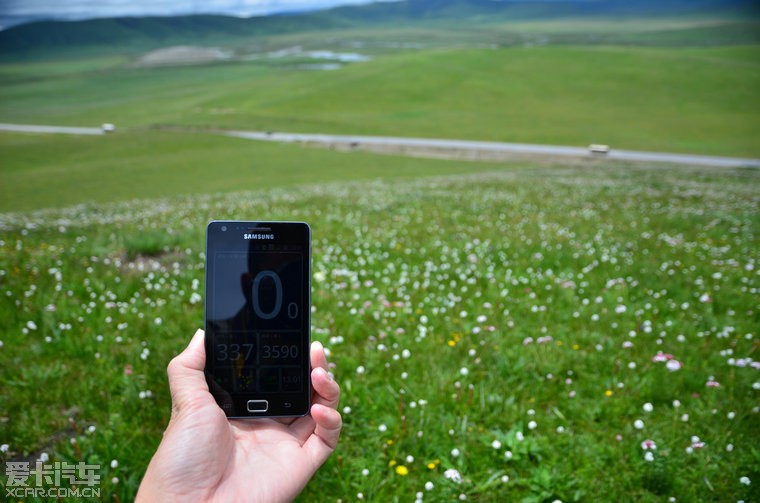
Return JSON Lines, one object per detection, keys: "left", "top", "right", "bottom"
{"left": 1, "top": 0, "right": 757, "bottom": 57}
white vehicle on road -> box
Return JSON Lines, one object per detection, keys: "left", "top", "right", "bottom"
{"left": 588, "top": 144, "right": 610, "bottom": 155}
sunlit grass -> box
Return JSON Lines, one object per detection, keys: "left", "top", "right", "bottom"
{"left": 0, "top": 131, "right": 505, "bottom": 213}
{"left": 0, "top": 162, "right": 758, "bottom": 501}
{"left": 1, "top": 43, "right": 759, "bottom": 157}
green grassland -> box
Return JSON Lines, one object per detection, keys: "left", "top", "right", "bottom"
{"left": 1, "top": 42, "right": 759, "bottom": 165}
{"left": 1, "top": 8, "right": 760, "bottom": 502}
{"left": 0, "top": 131, "right": 515, "bottom": 213}
{"left": 1, "top": 163, "right": 759, "bottom": 501}
{"left": 8, "top": 31, "right": 760, "bottom": 218}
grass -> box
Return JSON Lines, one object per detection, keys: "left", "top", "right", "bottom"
{"left": 1, "top": 43, "right": 759, "bottom": 157}
{"left": 0, "top": 130, "right": 514, "bottom": 213}
{"left": 1, "top": 13, "right": 759, "bottom": 502}
{"left": 0, "top": 161, "right": 759, "bottom": 501}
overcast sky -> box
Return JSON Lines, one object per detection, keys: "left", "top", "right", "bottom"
{"left": 0, "top": 0, "right": 397, "bottom": 29}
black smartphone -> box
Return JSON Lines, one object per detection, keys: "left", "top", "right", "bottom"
{"left": 204, "top": 221, "right": 311, "bottom": 418}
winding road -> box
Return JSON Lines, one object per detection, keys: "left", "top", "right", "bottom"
{"left": 0, "top": 123, "right": 104, "bottom": 135}
{"left": 225, "top": 130, "right": 760, "bottom": 168}
{"left": 2, "top": 122, "right": 759, "bottom": 168}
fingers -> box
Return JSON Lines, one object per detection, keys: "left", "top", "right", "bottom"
{"left": 302, "top": 402, "right": 342, "bottom": 466}
{"left": 310, "top": 341, "right": 339, "bottom": 408}
{"left": 173, "top": 328, "right": 206, "bottom": 370}
{"left": 307, "top": 344, "right": 342, "bottom": 453}
{"left": 166, "top": 329, "right": 210, "bottom": 413}
{"left": 291, "top": 402, "right": 342, "bottom": 473}
{"left": 289, "top": 341, "right": 342, "bottom": 443}
{"left": 311, "top": 358, "right": 343, "bottom": 452}
{"left": 311, "top": 366, "right": 340, "bottom": 410}
{"left": 310, "top": 340, "right": 339, "bottom": 409}
{"left": 307, "top": 342, "right": 343, "bottom": 452}
{"left": 310, "top": 340, "right": 329, "bottom": 373}
{"left": 311, "top": 403, "right": 343, "bottom": 450}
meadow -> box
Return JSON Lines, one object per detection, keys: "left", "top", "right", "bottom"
{"left": 1, "top": 9, "right": 760, "bottom": 502}
{"left": 1, "top": 33, "right": 759, "bottom": 158}
{"left": 1, "top": 161, "right": 759, "bottom": 501}
{"left": 0, "top": 131, "right": 510, "bottom": 212}
{"left": 1, "top": 14, "right": 759, "bottom": 209}
{"left": 1, "top": 36, "right": 759, "bottom": 214}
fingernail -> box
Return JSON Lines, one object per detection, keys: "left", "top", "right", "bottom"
{"left": 316, "top": 367, "right": 334, "bottom": 381}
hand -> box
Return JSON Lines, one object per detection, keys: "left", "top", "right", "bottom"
{"left": 136, "top": 329, "right": 342, "bottom": 503}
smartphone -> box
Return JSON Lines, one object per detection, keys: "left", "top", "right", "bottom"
{"left": 204, "top": 221, "right": 311, "bottom": 418}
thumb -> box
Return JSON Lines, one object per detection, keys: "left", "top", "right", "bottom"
{"left": 166, "top": 329, "right": 209, "bottom": 413}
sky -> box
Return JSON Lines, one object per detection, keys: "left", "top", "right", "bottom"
{"left": 0, "top": 0, "right": 398, "bottom": 30}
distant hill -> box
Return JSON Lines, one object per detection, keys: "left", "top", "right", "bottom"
{"left": 0, "top": 13, "right": 344, "bottom": 56}
{"left": 329, "top": 0, "right": 759, "bottom": 21}
{"left": 1, "top": 0, "right": 758, "bottom": 58}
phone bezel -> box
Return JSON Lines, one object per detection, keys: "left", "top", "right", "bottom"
{"left": 203, "top": 220, "right": 312, "bottom": 418}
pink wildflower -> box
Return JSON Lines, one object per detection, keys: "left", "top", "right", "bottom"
{"left": 641, "top": 439, "right": 657, "bottom": 451}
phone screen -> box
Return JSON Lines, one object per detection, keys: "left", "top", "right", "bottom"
{"left": 204, "top": 221, "right": 311, "bottom": 417}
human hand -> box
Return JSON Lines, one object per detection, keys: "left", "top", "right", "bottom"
{"left": 136, "top": 329, "right": 342, "bottom": 503}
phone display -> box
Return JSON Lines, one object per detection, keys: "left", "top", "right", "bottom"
{"left": 204, "top": 221, "right": 311, "bottom": 417}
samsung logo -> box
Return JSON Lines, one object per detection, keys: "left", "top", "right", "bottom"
{"left": 244, "top": 233, "right": 275, "bottom": 240}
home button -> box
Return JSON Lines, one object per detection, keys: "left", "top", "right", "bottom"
{"left": 247, "top": 400, "right": 269, "bottom": 413}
